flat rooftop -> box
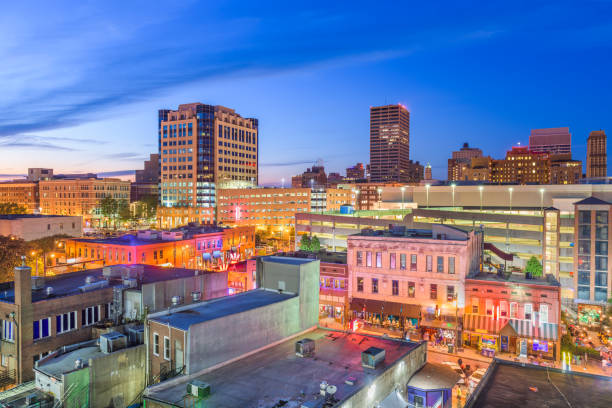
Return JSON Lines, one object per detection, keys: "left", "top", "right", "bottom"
{"left": 148, "top": 289, "right": 295, "bottom": 330}
{"left": 0, "top": 214, "right": 75, "bottom": 220}
{"left": 467, "top": 272, "right": 561, "bottom": 287}
{"left": 471, "top": 362, "right": 612, "bottom": 408}
{"left": 0, "top": 264, "right": 219, "bottom": 304}
{"left": 260, "top": 255, "right": 317, "bottom": 265}
{"left": 71, "top": 227, "right": 225, "bottom": 246}
{"left": 36, "top": 345, "right": 100, "bottom": 378}
{"left": 145, "top": 329, "right": 420, "bottom": 408}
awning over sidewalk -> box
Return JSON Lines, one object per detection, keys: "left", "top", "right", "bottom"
{"left": 463, "top": 314, "right": 507, "bottom": 335}
{"left": 349, "top": 298, "right": 421, "bottom": 318}
{"left": 507, "top": 319, "right": 559, "bottom": 341}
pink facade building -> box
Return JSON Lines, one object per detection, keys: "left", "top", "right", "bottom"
{"left": 464, "top": 273, "right": 561, "bottom": 361}
{"left": 347, "top": 224, "right": 483, "bottom": 344}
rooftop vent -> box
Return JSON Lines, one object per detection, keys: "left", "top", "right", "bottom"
{"left": 74, "top": 359, "right": 84, "bottom": 369}
{"left": 171, "top": 295, "right": 182, "bottom": 306}
{"left": 361, "top": 347, "right": 385, "bottom": 369}
{"left": 99, "top": 332, "right": 127, "bottom": 354}
{"left": 45, "top": 286, "right": 54, "bottom": 297}
{"left": 191, "top": 291, "right": 201, "bottom": 302}
{"left": 85, "top": 276, "right": 95, "bottom": 285}
{"left": 295, "top": 338, "right": 315, "bottom": 357}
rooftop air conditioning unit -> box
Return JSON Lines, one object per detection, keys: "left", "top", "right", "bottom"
{"left": 186, "top": 380, "right": 211, "bottom": 399}
{"left": 99, "top": 332, "right": 127, "bottom": 354}
{"left": 31, "top": 276, "right": 45, "bottom": 291}
{"left": 361, "top": 347, "right": 385, "bottom": 369}
{"left": 126, "top": 325, "right": 144, "bottom": 345}
{"left": 295, "top": 338, "right": 315, "bottom": 357}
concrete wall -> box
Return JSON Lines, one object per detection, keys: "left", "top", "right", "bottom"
{"left": 338, "top": 341, "right": 427, "bottom": 408}
{"left": 0, "top": 216, "right": 82, "bottom": 241}
{"left": 89, "top": 345, "right": 146, "bottom": 408}
{"left": 186, "top": 296, "right": 303, "bottom": 374}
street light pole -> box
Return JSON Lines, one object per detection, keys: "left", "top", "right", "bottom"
{"left": 540, "top": 188, "right": 545, "bottom": 213}
{"left": 509, "top": 187, "right": 514, "bottom": 211}
{"left": 425, "top": 184, "right": 430, "bottom": 208}
{"left": 479, "top": 185, "right": 484, "bottom": 212}
{"left": 451, "top": 183, "right": 456, "bottom": 209}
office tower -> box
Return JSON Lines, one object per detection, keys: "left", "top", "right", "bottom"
{"left": 369, "top": 104, "right": 411, "bottom": 182}
{"left": 586, "top": 130, "right": 607, "bottom": 178}
{"left": 132, "top": 153, "right": 160, "bottom": 202}
{"left": 424, "top": 163, "right": 432, "bottom": 180}
{"left": 346, "top": 163, "right": 365, "bottom": 181}
{"left": 529, "top": 128, "right": 571, "bottom": 155}
{"left": 448, "top": 143, "right": 482, "bottom": 181}
{"left": 158, "top": 103, "right": 258, "bottom": 227}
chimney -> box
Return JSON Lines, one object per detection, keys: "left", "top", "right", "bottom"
{"left": 14, "top": 256, "right": 32, "bottom": 306}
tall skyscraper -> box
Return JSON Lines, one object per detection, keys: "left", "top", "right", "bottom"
{"left": 158, "top": 103, "right": 258, "bottom": 227}
{"left": 448, "top": 142, "right": 482, "bottom": 181}
{"left": 586, "top": 130, "right": 607, "bottom": 178}
{"left": 369, "top": 104, "right": 411, "bottom": 182}
{"left": 529, "top": 127, "right": 571, "bottom": 155}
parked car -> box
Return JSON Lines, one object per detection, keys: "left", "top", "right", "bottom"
{"left": 442, "top": 361, "right": 466, "bottom": 385}
{"left": 469, "top": 368, "right": 487, "bottom": 390}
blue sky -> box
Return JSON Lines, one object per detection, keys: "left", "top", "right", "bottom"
{"left": 1, "top": 1, "right": 611, "bottom": 183}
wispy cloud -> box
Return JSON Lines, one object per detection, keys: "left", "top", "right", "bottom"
{"left": 102, "top": 152, "right": 147, "bottom": 161}
{"left": 98, "top": 170, "right": 135, "bottom": 177}
{"left": 0, "top": 135, "right": 81, "bottom": 151}
{"left": 260, "top": 160, "right": 317, "bottom": 167}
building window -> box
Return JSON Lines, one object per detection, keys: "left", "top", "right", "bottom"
{"left": 539, "top": 304, "right": 548, "bottom": 324}
{"left": 375, "top": 252, "right": 382, "bottom": 268}
{"left": 437, "top": 256, "right": 444, "bottom": 273}
{"left": 408, "top": 282, "right": 415, "bottom": 298}
{"left": 486, "top": 299, "right": 493, "bottom": 316}
{"left": 524, "top": 303, "right": 533, "bottom": 321}
{"left": 400, "top": 254, "right": 407, "bottom": 270}
{"left": 164, "top": 336, "right": 171, "bottom": 360}
{"left": 472, "top": 297, "right": 479, "bottom": 314}
{"left": 1, "top": 355, "right": 8, "bottom": 367}
{"left": 33, "top": 318, "right": 51, "bottom": 341}
{"left": 56, "top": 311, "right": 77, "bottom": 334}
{"left": 2, "top": 320, "right": 14, "bottom": 342}
{"left": 448, "top": 257, "right": 455, "bottom": 274}
{"left": 357, "top": 277, "right": 364, "bottom": 292}
{"left": 392, "top": 280, "right": 399, "bottom": 296}
{"left": 430, "top": 284, "right": 437, "bottom": 300}
{"left": 82, "top": 306, "right": 101, "bottom": 326}
{"left": 390, "top": 253, "right": 396, "bottom": 269}
{"left": 447, "top": 285, "right": 455, "bottom": 301}
{"left": 356, "top": 251, "right": 363, "bottom": 266}
{"left": 366, "top": 252, "right": 372, "bottom": 267}
{"left": 426, "top": 256, "right": 432, "bottom": 272}
{"left": 372, "top": 278, "right": 379, "bottom": 294}
{"left": 153, "top": 333, "right": 160, "bottom": 356}
{"left": 410, "top": 254, "right": 417, "bottom": 271}
{"left": 500, "top": 301, "right": 508, "bottom": 317}
{"left": 510, "top": 302, "right": 518, "bottom": 318}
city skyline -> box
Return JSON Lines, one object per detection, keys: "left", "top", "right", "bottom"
{"left": 1, "top": 2, "right": 612, "bottom": 183}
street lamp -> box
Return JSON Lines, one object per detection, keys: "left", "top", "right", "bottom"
{"left": 478, "top": 185, "right": 484, "bottom": 212}
{"left": 425, "top": 184, "right": 431, "bottom": 208}
{"left": 508, "top": 187, "right": 514, "bottom": 211}
{"left": 540, "top": 188, "right": 545, "bottom": 213}
{"left": 451, "top": 183, "right": 456, "bottom": 209}
{"left": 400, "top": 186, "right": 406, "bottom": 210}
{"left": 377, "top": 188, "right": 382, "bottom": 210}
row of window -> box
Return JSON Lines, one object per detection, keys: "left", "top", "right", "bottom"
{"left": 356, "top": 251, "right": 455, "bottom": 274}
{"left": 152, "top": 333, "right": 171, "bottom": 360}
{"left": 470, "top": 298, "right": 549, "bottom": 323}
{"left": 356, "top": 278, "right": 455, "bottom": 300}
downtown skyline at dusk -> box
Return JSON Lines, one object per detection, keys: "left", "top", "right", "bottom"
{"left": 1, "top": 1, "right": 611, "bottom": 183}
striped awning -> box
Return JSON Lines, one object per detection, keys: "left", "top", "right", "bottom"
{"left": 508, "top": 319, "right": 558, "bottom": 341}
{"left": 463, "top": 314, "right": 507, "bottom": 334}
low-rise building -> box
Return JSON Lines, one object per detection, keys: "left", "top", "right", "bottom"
{"left": 347, "top": 224, "right": 483, "bottom": 345}
{"left": 0, "top": 182, "right": 39, "bottom": 213}
{"left": 0, "top": 215, "right": 81, "bottom": 241}
{"left": 144, "top": 329, "right": 427, "bottom": 408}
{"left": 464, "top": 272, "right": 561, "bottom": 361}
{"left": 145, "top": 256, "right": 319, "bottom": 381}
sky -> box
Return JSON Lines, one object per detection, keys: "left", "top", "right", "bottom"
{"left": 1, "top": 1, "right": 611, "bottom": 183}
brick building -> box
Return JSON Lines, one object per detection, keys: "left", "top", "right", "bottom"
{"left": 0, "top": 182, "right": 39, "bottom": 213}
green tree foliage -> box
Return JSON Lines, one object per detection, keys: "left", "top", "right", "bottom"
{"left": 0, "top": 236, "right": 27, "bottom": 282}
{"left": 0, "top": 202, "right": 28, "bottom": 214}
{"left": 117, "top": 199, "right": 132, "bottom": 222}
{"left": 310, "top": 235, "right": 321, "bottom": 253}
{"left": 141, "top": 195, "right": 158, "bottom": 219}
{"left": 525, "top": 256, "right": 543, "bottom": 277}
{"left": 299, "top": 234, "right": 312, "bottom": 251}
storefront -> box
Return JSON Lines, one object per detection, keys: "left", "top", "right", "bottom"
{"left": 349, "top": 298, "right": 421, "bottom": 332}
{"left": 504, "top": 319, "right": 559, "bottom": 361}
{"left": 462, "top": 314, "right": 507, "bottom": 355}
{"left": 421, "top": 319, "right": 459, "bottom": 345}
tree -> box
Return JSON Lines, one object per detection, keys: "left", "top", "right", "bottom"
{"left": 299, "top": 234, "right": 311, "bottom": 252}
{"left": 117, "top": 199, "right": 132, "bottom": 223}
{"left": 525, "top": 256, "right": 543, "bottom": 277}
{"left": 0, "top": 202, "right": 28, "bottom": 214}
{"left": 99, "top": 196, "right": 118, "bottom": 228}
{"left": 141, "top": 195, "right": 158, "bottom": 219}
{"left": 310, "top": 235, "right": 321, "bottom": 253}
{"left": 0, "top": 236, "right": 27, "bottom": 282}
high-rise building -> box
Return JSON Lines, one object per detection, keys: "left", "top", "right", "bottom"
{"left": 424, "top": 163, "right": 432, "bottom": 180}
{"left": 586, "top": 130, "right": 607, "bottom": 178}
{"left": 490, "top": 146, "right": 550, "bottom": 184}
{"left": 291, "top": 165, "right": 327, "bottom": 188}
{"left": 529, "top": 127, "right": 571, "bottom": 155}
{"left": 158, "top": 103, "right": 258, "bottom": 227}
{"left": 132, "top": 153, "right": 160, "bottom": 202}
{"left": 369, "top": 104, "right": 412, "bottom": 182}
{"left": 448, "top": 143, "right": 482, "bottom": 181}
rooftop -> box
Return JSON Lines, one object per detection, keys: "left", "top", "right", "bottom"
{"left": 70, "top": 227, "right": 224, "bottom": 246}
{"left": 36, "top": 345, "right": 100, "bottom": 378}
{"left": 145, "top": 329, "right": 420, "bottom": 408}
{"left": 260, "top": 255, "right": 317, "bottom": 265}
{"left": 470, "top": 361, "right": 612, "bottom": 408}
{"left": 467, "top": 272, "right": 561, "bottom": 287}
{"left": 407, "top": 363, "right": 460, "bottom": 390}
{"left": 148, "top": 289, "right": 295, "bottom": 331}
{"left": 0, "top": 214, "right": 76, "bottom": 220}
{"left": 352, "top": 224, "right": 469, "bottom": 241}
{"left": 0, "top": 264, "right": 218, "bottom": 304}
